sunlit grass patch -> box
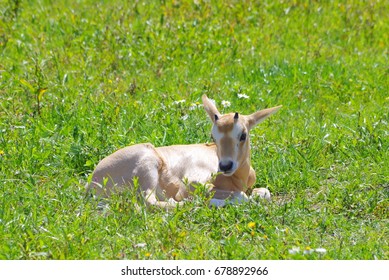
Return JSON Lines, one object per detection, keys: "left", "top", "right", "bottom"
{"left": 0, "top": 0, "right": 388, "bottom": 260}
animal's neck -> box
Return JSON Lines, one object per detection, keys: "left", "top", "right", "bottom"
{"left": 231, "top": 157, "right": 251, "bottom": 189}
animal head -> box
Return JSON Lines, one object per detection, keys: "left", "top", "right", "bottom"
{"left": 202, "top": 94, "right": 281, "bottom": 176}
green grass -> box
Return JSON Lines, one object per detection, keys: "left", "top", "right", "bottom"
{"left": 0, "top": 0, "right": 388, "bottom": 260}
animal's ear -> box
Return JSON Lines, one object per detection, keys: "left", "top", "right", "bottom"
{"left": 202, "top": 95, "right": 221, "bottom": 123}
{"left": 247, "top": 105, "right": 282, "bottom": 130}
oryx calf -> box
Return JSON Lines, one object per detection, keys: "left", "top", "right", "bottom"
{"left": 87, "top": 95, "right": 281, "bottom": 207}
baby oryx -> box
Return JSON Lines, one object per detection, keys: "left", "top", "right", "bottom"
{"left": 87, "top": 95, "right": 281, "bottom": 208}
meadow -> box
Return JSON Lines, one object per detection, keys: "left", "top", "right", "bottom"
{"left": 0, "top": 0, "right": 388, "bottom": 259}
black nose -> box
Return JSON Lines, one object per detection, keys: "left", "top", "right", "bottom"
{"left": 219, "top": 161, "right": 233, "bottom": 172}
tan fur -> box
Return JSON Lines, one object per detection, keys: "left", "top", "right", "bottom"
{"left": 215, "top": 114, "right": 235, "bottom": 133}
{"left": 87, "top": 95, "right": 281, "bottom": 208}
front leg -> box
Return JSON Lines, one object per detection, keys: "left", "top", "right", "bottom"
{"left": 251, "top": 188, "right": 271, "bottom": 201}
{"left": 247, "top": 166, "right": 271, "bottom": 201}
{"left": 247, "top": 166, "right": 256, "bottom": 188}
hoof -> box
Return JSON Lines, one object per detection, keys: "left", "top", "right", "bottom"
{"left": 251, "top": 188, "right": 271, "bottom": 201}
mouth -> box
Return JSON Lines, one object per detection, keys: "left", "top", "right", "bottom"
{"left": 219, "top": 169, "right": 235, "bottom": 176}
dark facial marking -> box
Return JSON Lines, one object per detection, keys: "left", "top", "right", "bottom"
{"left": 240, "top": 132, "right": 247, "bottom": 142}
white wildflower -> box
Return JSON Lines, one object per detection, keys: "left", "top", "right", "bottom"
{"left": 289, "top": 246, "right": 326, "bottom": 255}
{"left": 221, "top": 100, "right": 231, "bottom": 108}
{"left": 288, "top": 247, "right": 300, "bottom": 254}
{"left": 181, "top": 114, "right": 189, "bottom": 121}
{"left": 303, "top": 246, "right": 327, "bottom": 255}
{"left": 303, "top": 248, "right": 314, "bottom": 255}
{"left": 237, "top": 93, "right": 249, "bottom": 99}
{"left": 189, "top": 103, "right": 200, "bottom": 110}
{"left": 173, "top": 99, "right": 186, "bottom": 105}
{"left": 315, "top": 248, "right": 327, "bottom": 254}
{"left": 134, "top": 243, "right": 147, "bottom": 248}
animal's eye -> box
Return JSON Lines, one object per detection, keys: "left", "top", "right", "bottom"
{"left": 240, "top": 133, "right": 247, "bottom": 141}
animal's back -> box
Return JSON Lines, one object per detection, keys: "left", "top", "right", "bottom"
{"left": 87, "top": 143, "right": 219, "bottom": 199}
{"left": 87, "top": 143, "right": 161, "bottom": 197}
